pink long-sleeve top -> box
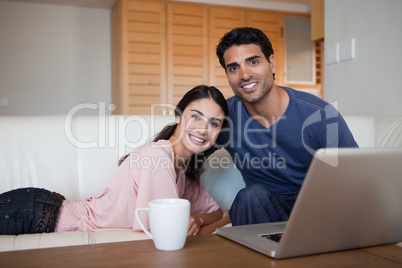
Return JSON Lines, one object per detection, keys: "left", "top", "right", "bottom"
{"left": 55, "top": 140, "right": 220, "bottom": 232}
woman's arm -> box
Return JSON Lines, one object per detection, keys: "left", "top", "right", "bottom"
{"left": 199, "top": 209, "right": 231, "bottom": 235}
{"left": 187, "top": 209, "right": 231, "bottom": 236}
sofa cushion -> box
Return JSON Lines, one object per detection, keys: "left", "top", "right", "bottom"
{"left": 0, "top": 230, "right": 150, "bottom": 252}
{"left": 0, "top": 116, "right": 79, "bottom": 201}
{"left": 201, "top": 149, "right": 245, "bottom": 211}
{"left": 343, "top": 116, "right": 375, "bottom": 148}
{"left": 0, "top": 231, "right": 90, "bottom": 252}
{"left": 374, "top": 116, "right": 402, "bottom": 147}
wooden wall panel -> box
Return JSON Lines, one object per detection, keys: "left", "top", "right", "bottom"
{"left": 167, "top": 2, "right": 208, "bottom": 108}
{"left": 112, "top": 0, "right": 319, "bottom": 114}
{"left": 311, "top": 0, "right": 324, "bottom": 41}
{"left": 111, "top": 0, "right": 121, "bottom": 114}
{"left": 209, "top": 6, "right": 246, "bottom": 99}
{"left": 246, "top": 10, "right": 285, "bottom": 86}
{"left": 115, "top": 0, "right": 166, "bottom": 115}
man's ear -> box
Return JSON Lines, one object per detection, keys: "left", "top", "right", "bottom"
{"left": 269, "top": 54, "right": 276, "bottom": 73}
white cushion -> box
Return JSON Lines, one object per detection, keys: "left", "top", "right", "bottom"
{"left": 89, "top": 230, "right": 149, "bottom": 244}
{"left": 0, "top": 231, "right": 90, "bottom": 252}
{"left": 0, "top": 116, "right": 78, "bottom": 200}
{"left": 373, "top": 116, "right": 402, "bottom": 147}
{"left": 343, "top": 116, "right": 375, "bottom": 148}
{"left": 0, "top": 230, "right": 150, "bottom": 252}
{"left": 201, "top": 149, "right": 245, "bottom": 211}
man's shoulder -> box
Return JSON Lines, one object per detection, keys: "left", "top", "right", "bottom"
{"left": 284, "top": 87, "right": 329, "bottom": 107}
{"left": 225, "top": 95, "right": 244, "bottom": 118}
{"left": 226, "top": 95, "right": 241, "bottom": 106}
{"left": 281, "top": 86, "right": 335, "bottom": 116}
{"left": 282, "top": 87, "right": 346, "bottom": 128}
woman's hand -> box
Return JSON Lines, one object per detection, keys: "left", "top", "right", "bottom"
{"left": 187, "top": 215, "right": 203, "bottom": 236}
{"left": 187, "top": 209, "right": 231, "bottom": 236}
{"left": 221, "top": 209, "right": 231, "bottom": 225}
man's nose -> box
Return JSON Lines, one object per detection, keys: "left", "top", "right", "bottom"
{"left": 240, "top": 66, "right": 252, "bottom": 81}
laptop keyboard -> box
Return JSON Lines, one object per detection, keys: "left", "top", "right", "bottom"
{"left": 261, "top": 233, "right": 283, "bottom": 243}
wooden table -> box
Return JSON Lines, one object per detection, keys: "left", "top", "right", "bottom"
{"left": 1, "top": 235, "right": 402, "bottom": 268}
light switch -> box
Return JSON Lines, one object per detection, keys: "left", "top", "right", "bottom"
{"left": 340, "top": 38, "right": 355, "bottom": 62}
{"left": 0, "top": 97, "right": 8, "bottom": 107}
{"left": 326, "top": 43, "right": 339, "bottom": 65}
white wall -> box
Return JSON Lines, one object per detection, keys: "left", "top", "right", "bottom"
{"left": 324, "top": 0, "right": 402, "bottom": 116}
{"left": 0, "top": 1, "right": 111, "bottom": 116}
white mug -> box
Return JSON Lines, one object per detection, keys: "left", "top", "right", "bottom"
{"left": 135, "top": 198, "right": 190, "bottom": 251}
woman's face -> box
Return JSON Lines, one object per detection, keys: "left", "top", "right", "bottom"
{"left": 173, "top": 98, "right": 225, "bottom": 157}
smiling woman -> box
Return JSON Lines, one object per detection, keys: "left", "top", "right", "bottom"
{"left": 0, "top": 85, "right": 231, "bottom": 237}
{"left": 171, "top": 98, "right": 225, "bottom": 159}
{"left": 157, "top": 85, "right": 229, "bottom": 189}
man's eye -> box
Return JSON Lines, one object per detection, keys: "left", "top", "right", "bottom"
{"left": 228, "top": 66, "right": 238, "bottom": 72}
{"left": 250, "top": 60, "right": 258, "bottom": 65}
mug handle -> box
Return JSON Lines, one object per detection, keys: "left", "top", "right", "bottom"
{"left": 135, "top": 208, "right": 153, "bottom": 239}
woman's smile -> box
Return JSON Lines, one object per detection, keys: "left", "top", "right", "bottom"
{"left": 189, "top": 134, "right": 206, "bottom": 145}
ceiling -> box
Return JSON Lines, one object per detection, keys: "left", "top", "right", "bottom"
{"left": 2, "top": 0, "right": 311, "bottom": 10}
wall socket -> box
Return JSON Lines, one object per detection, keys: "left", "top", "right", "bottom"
{"left": 0, "top": 97, "right": 8, "bottom": 107}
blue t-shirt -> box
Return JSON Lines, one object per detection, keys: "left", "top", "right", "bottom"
{"left": 216, "top": 87, "right": 358, "bottom": 200}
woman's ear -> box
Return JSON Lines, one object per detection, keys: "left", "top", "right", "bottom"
{"left": 175, "top": 115, "right": 181, "bottom": 124}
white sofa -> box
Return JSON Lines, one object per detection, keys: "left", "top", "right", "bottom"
{"left": 1, "top": 114, "right": 402, "bottom": 252}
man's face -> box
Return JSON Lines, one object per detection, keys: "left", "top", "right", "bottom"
{"left": 223, "top": 44, "right": 276, "bottom": 104}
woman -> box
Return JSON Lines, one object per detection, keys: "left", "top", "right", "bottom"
{"left": 0, "top": 85, "right": 230, "bottom": 236}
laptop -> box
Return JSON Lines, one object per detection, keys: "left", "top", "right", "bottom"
{"left": 217, "top": 148, "right": 402, "bottom": 259}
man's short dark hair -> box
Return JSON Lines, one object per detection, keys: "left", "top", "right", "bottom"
{"left": 216, "top": 27, "right": 274, "bottom": 70}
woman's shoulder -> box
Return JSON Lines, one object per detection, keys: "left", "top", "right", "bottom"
{"left": 132, "top": 139, "right": 173, "bottom": 157}
{"left": 128, "top": 140, "right": 175, "bottom": 176}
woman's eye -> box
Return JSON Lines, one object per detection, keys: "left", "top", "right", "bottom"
{"left": 192, "top": 115, "right": 200, "bottom": 120}
{"left": 209, "top": 121, "right": 219, "bottom": 128}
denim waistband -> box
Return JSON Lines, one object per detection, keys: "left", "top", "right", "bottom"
{"left": 34, "top": 191, "right": 65, "bottom": 233}
{"left": 0, "top": 187, "right": 66, "bottom": 235}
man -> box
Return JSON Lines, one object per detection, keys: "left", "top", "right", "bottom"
{"left": 215, "top": 27, "right": 358, "bottom": 226}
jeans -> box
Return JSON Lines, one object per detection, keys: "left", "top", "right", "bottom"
{"left": 0, "top": 187, "right": 64, "bottom": 235}
{"left": 229, "top": 184, "right": 297, "bottom": 226}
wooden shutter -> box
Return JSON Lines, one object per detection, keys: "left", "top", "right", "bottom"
{"left": 112, "top": 0, "right": 166, "bottom": 115}
{"left": 167, "top": 2, "right": 208, "bottom": 108}
{"left": 209, "top": 6, "right": 246, "bottom": 99}
{"left": 246, "top": 10, "right": 285, "bottom": 86}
